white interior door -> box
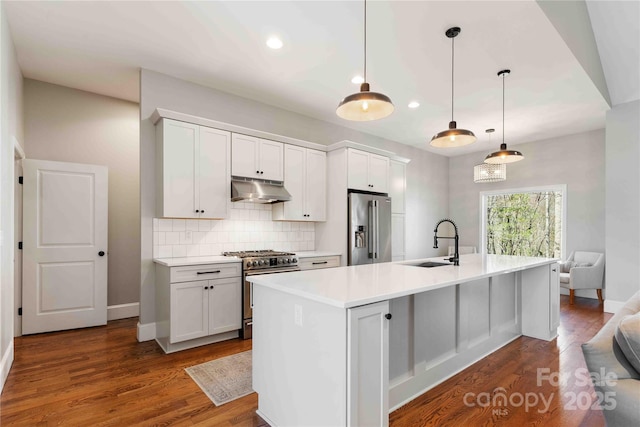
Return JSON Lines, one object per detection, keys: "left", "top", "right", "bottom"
{"left": 22, "top": 159, "right": 108, "bottom": 334}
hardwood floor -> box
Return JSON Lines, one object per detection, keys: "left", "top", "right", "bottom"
{"left": 1, "top": 295, "right": 611, "bottom": 426}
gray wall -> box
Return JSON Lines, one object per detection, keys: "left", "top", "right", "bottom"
{"left": 1, "top": 2, "right": 24, "bottom": 390}
{"left": 605, "top": 100, "right": 640, "bottom": 305}
{"left": 24, "top": 79, "right": 140, "bottom": 306}
{"left": 449, "top": 128, "right": 606, "bottom": 260}
{"left": 140, "top": 69, "right": 449, "bottom": 328}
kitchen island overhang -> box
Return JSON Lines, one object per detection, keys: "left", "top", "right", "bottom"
{"left": 250, "top": 254, "right": 560, "bottom": 427}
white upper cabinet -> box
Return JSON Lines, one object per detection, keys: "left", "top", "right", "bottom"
{"left": 389, "top": 160, "right": 406, "bottom": 214}
{"left": 156, "top": 118, "right": 230, "bottom": 219}
{"left": 231, "top": 134, "right": 284, "bottom": 181}
{"left": 273, "top": 146, "right": 326, "bottom": 222}
{"left": 347, "top": 148, "right": 389, "bottom": 193}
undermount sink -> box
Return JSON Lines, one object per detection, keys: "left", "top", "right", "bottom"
{"left": 408, "top": 261, "right": 452, "bottom": 268}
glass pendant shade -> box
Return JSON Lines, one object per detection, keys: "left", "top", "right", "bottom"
{"left": 430, "top": 121, "right": 476, "bottom": 147}
{"left": 336, "top": 83, "right": 394, "bottom": 121}
{"left": 484, "top": 143, "right": 524, "bottom": 164}
{"left": 474, "top": 163, "right": 506, "bottom": 183}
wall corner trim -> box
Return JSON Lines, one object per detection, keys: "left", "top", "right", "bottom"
{"left": 0, "top": 340, "right": 15, "bottom": 394}
{"left": 107, "top": 302, "right": 140, "bottom": 321}
{"left": 137, "top": 322, "right": 157, "bottom": 342}
{"left": 603, "top": 299, "right": 626, "bottom": 314}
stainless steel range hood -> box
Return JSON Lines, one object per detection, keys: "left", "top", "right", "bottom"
{"left": 231, "top": 177, "right": 292, "bottom": 204}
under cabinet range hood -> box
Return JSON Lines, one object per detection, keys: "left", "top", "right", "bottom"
{"left": 231, "top": 177, "right": 292, "bottom": 203}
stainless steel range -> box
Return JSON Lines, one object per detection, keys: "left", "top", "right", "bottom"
{"left": 223, "top": 250, "right": 299, "bottom": 339}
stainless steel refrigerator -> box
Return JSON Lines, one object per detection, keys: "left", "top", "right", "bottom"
{"left": 348, "top": 192, "right": 392, "bottom": 265}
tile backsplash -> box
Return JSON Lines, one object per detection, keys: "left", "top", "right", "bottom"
{"left": 153, "top": 202, "right": 315, "bottom": 258}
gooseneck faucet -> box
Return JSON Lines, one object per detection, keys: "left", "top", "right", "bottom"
{"left": 434, "top": 218, "right": 459, "bottom": 266}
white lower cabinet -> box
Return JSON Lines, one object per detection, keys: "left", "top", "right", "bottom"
{"left": 298, "top": 255, "right": 340, "bottom": 271}
{"left": 521, "top": 263, "right": 560, "bottom": 341}
{"left": 347, "top": 300, "right": 390, "bottom": 427}
{"left": 156, "top": 262, "right": 242, "bottom": 353}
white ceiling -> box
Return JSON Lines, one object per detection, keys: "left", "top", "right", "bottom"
{"left": 5, "top": 0, "right": 621, "bottom": 157}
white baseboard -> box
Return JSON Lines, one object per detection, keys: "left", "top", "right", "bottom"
{"left": 0, "top": 340, "right": 14, "bottom": 394}
{"left": 137, "top": 322, "right": 156, "bottom": 342}
{"left": 604, "top": 299, "right": 625, "bottom": 314}
{"left": 107, "top": 302, "right": 140, "bottom": 321}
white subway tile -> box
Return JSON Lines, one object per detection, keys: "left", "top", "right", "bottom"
{"left": 199, "top": 244, "right": 213, "bottom": 256}
{"left": 179, "top": 232, "right": 192, "bottom": 245}
{"left": 173, "top": 245, "right": 187, "bottom": 257}
{"left": 172, "top": 219, "right": 186, "bottom": 231}
{"left": 290, "top": 222, "right": 300, "bottom": 231}
{"left": 273, "top": 222, "right": 283, "bottom": 231}
{"left": 193, "top": 231, "right": 206, "bottom": 243}
{"left": 260, "top": 210, "right": 271, "bottom": 221}
{"left": 304, "top": 232, "right": 314, "bottom": 241}
{"left": 211, "top": 243, "right": 222, "bottom": 255}
{"left": 306, "top": 241, "right": 315, "bottom": 250}
{"left": 165, "top": 232, "right": 180, "bottom": 245}
{"left": 199, "top": 220, "right": 212, "bottom": 231}
{"left": 219, "top": 232, "right": 230, "bottom": 243}
{"left": 222, "top": 243, "right": 235, "bottom": 252}
{"left": 159, "top": 219, "right": 173, "bottom": 232}
{"left": 250, "top": 210, "right": 260, "bottom": 220}
{"left": 244, "top": 202, "right": 254, "bottom": 210}
{"left": 205, "top": 232, "right": 218, "bottom": 244}
{"left": 186, "top": 220, "right": 199, "bottom": 231}
{"left": 159, "top": 245, "right": 172, "bottom": 258}
{"left": 153, "top": 232, "right": 159, "bottom": 245}
{"left": 246, "top": 242, "right": 256, "bottom": 250}
{"left": 153, "top": 218, "right": 159, "bottom": 228}
{"left": 282, "top": 222, "right": 291, "bottom": 231}
{"left": 210, "top": 220, "right": 221, "bottom": 231}
{"left": 222, "top": 221, "right": 233, "bottom": 231}
{"left": 230, "top": 209, "right": 240, "bottom": 220}
{"left": 251, "top": 231, "right": 261, "bottom": 242}
{"left": 239, "top": 209, "right": 250, "bottom": 220}
{"left": 153, "top": 245, "right": 159, "bottom": 258}
{"left": 157, "top": 232, "right": 166, "bottom": 245}
{"left": 186, "top": 245, "right": 200, "bottom": 257}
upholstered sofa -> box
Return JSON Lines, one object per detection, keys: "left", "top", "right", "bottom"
{"left": 581, "top": 291, "right": 640, "bottom": 426}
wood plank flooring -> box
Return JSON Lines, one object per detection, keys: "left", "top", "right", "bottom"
{"left": 1, "top": 295, "right": 611, "bottom": 426}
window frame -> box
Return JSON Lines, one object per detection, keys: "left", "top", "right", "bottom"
{"left": 479, "top": 184, "right": 567, "bottom": 259}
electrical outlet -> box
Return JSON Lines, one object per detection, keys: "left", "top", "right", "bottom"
{"left": 185, "top": 230, "right": 192, "bottom": 241}
{"left": 294, "top": 304, "right": 303, "bottom": 327}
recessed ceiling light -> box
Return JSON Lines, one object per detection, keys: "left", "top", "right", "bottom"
{"left": 351, "top": 75, "right": 364, "bottom": 84}
{"left": 408, "top": 101, "right": 420, "bottom": 109}
{"left": 266, "top": 37, "right": 283, "bottom": 50}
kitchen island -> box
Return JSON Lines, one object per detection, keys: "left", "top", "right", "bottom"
{"left": 250, "top": 254, "right": 559, "bottom": 427}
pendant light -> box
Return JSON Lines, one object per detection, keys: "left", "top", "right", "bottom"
{"left": 336, "top": 0, "right": 394, "bottom": 121}
{"left": 474, "top": 129, "right": 506, "bottom": 183}
{"left": 484, "top": 69, "right": 524, "bottom": 164}
{"left": 430, "top": 27, "right": 476, "bottom": 148}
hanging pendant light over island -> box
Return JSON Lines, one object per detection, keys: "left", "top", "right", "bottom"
{"left": 485, "top": 69, "right": 524, "bottom": 164}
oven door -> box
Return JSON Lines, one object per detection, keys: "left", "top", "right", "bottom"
{"left": 243, "top": 266, "right": 300, "bottom": 339}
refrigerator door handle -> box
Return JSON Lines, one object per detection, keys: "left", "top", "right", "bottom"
{"left": 374, "top": 200, "right": 379, "bottom": 259}
{"left": 368, "top": 201, "right": 374, "bottom": 259}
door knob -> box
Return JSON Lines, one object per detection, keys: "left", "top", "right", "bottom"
{"left": 98, "top": 251, "right": 105, "bottom": 256}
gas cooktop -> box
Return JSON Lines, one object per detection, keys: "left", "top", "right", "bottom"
{"left": 222, "top": 250, "right": 295, "bottom": 258}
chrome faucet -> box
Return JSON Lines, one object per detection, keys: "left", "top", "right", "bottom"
{"left": 433, "top": 218, "right": 459, "bottom": 266}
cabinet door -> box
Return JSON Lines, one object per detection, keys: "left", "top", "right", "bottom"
{"left": 170, "top": 280, "right": 208, "bottom": 343}
{"left": 283, "top": 145, "right": 305, "bottom": 220}
{"left": 199, "top": 127, "right": 231, "bottom": 219}
{"left": 209, "top": 277, "right": 242, "bottom": 335}
{"left": 347, "top": 149, "right": 370, "bottom": 191}
{"left": 160, "top": 119, "right": 198, "bottom": 218}
{"left": 231, "top": 134, "right": 260, "bottom": 178}
{"left": 347, "top": 300, "right": 389, "bottom": 427}
{"left": 389, "top": 161, "right": 406, "bottom": 214}
{"left": 368, "top": 154, "right": 390, "bottom": 194}
{"left": 305, "top": 149, "right": 327, "bottom": 221}
{"left": 259, "top": 139, "right": 284, "bottom": 181}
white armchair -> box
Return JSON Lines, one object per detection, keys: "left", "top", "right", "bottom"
{"left": 559, "top": 251, "right": 605, "bottom": 304}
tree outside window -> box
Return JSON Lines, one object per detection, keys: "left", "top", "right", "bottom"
{"left": 484, "top": 190, "right": 563, "bottom": 258}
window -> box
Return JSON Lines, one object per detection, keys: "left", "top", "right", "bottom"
{"left": 480, "top": 185, "right": 566, "bottom": 258}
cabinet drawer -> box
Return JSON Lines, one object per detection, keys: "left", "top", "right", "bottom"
{"left": 170, "top": 263, "right": 241, "bottom": 283}
{"left": 299, "top": 256, "right": 340, "bottom": 271}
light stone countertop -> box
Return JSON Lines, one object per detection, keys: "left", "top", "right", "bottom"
{"left": 249, "top": 253, "right": 559, "bottom": 308}
{"left": 153, "top": 255, "right": 241, "bottom": 267}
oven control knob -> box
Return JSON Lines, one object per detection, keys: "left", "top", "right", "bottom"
{"left": 292, "top": 258, "right": 297, "bottom": 263}
{"left": 287, "top": 258, "right": 292, "bottom": 263}
{"left": 246, "top": 261, "right": 251, "bottom": 268}
{"left": 251, "top": 261, "right": 258, "bottom": 267}
{"left": 258, "top": 260, "right": 265, "bottom": 266}
{"left": 278, "top": 259, "right": 283, "bottom": 264}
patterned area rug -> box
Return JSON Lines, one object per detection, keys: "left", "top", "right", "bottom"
{"left": 185, "top": 350, "right": 253, "bottom": 406}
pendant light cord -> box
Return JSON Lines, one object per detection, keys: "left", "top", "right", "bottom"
{"left": 363, "top": 0, "right": 367, "bottom": 82}
{"left": 451, "top": 34, "right": 455, "bottom": 122}
{"left": 502, "top": 71, "right": 505, "bottom": 144}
